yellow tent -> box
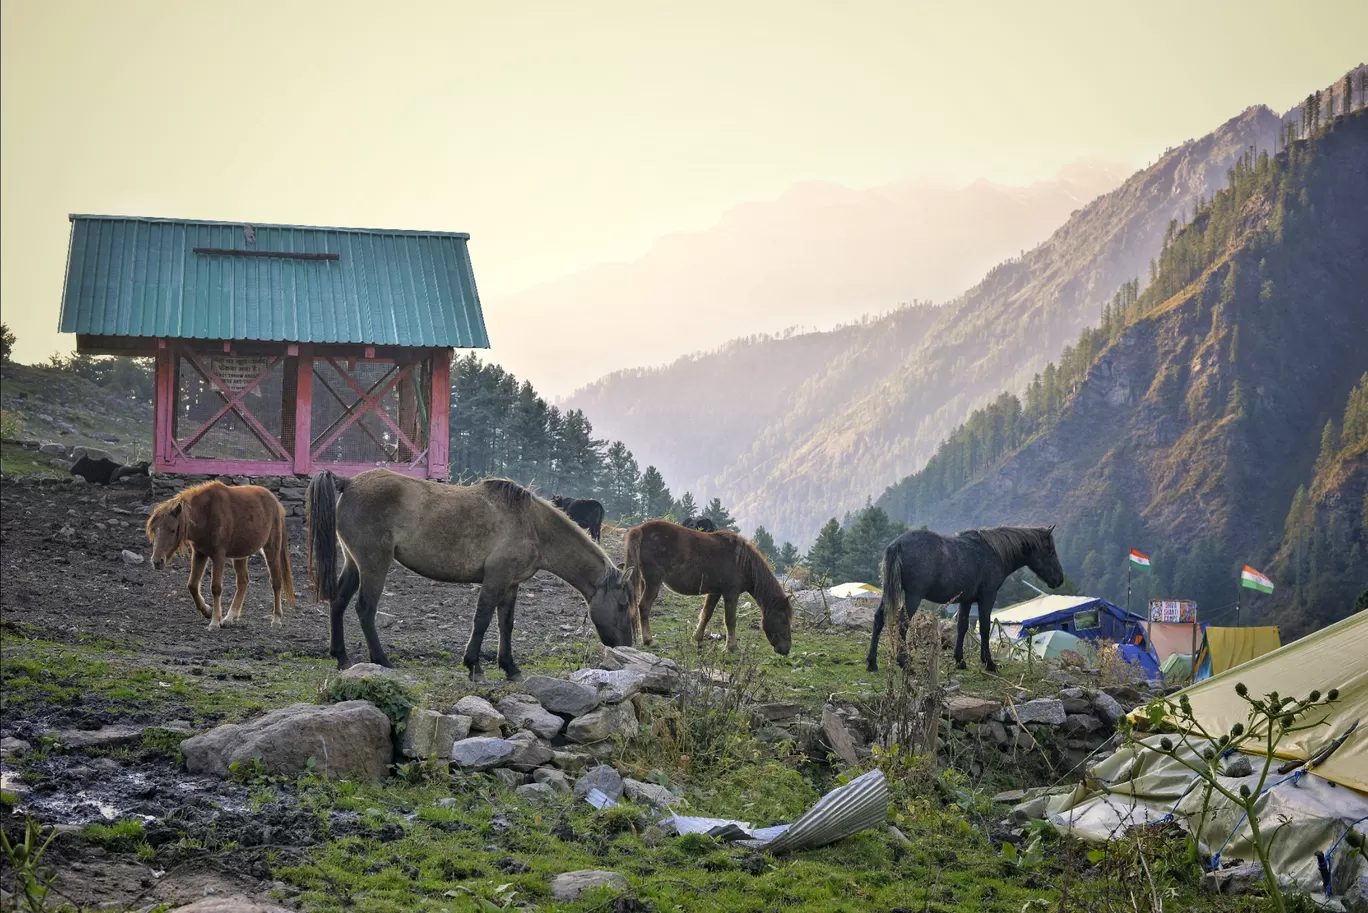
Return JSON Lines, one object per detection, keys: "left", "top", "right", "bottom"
{"left": 1171, "top": 610, "right": 1368, "bottom": 793}
{"left": 1193, "top": 625, "right": 1281, "bottom": 679}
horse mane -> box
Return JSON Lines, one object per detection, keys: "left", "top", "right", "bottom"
{"left": 721, "top": 531, "right": 794, "bottom": 625}
{"left": 965, "top": 525, "right": 1052, "bottom": 568}
{"left": 145, "top": 487, "right": 203, "bottom": 556}
{"left": 480, "top": 477, "right": 533, "bottom": 507}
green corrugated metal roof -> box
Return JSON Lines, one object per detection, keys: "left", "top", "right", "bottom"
{"left": 58, "top": 215, "right": 489, "bottom": 348}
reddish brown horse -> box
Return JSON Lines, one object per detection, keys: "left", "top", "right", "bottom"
{"left": 623, "top": 520, "right": 792, "bottom": 655}
{"left": 146, "top": 481, "right": 295, "bottom": 629}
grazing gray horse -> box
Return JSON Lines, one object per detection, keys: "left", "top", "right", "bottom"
{"left": 306, "top": 469, "right": 636, "bottom": 682}
{"left": 865, "top": 526, "right": 1065, "bottom": 673}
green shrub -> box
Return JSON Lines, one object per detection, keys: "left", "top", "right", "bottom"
{"left": 320, "top": 675, "right": 416, "bottom": 733}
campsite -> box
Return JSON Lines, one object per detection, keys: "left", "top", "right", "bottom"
{"left": 4, "top": 7, "right": 1368, "bottom": 913}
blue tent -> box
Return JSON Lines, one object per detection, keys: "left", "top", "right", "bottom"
{"left": 993, "top": 595, "right": 1147, "bottom": 645}
{"left": 1117, "top": 644, "right": 1163, "bottom": 681}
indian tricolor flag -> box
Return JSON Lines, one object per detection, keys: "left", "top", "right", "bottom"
{"left": 1129, "top": 549, "right": 1151, "bottom": 569}
{"left": 1241, "top": 565, "right": 1275, "bottom": 594}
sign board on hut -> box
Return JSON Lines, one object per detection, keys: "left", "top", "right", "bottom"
{"left": 211, "top": 356, "right": 270, "bottom": 396}
{"left": 1149, "top": 599, "right": 1197, "bottom": 624}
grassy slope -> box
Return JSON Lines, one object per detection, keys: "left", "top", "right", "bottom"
{"left": 1, "top": 595, "right": 1261, "bottom": 913}
{"left": 0, "top": 362, "right": 153, "bottom": 472}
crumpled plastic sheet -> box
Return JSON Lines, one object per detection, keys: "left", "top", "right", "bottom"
{"left": 659, "top": 769, "right": 888, "bottom": 854}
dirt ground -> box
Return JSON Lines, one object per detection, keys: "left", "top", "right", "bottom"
{"left": 0, "top": 476, "right": 606, "bottom": 672}
{"left": 0, "top": 476, "right": 628, "bottom": 910}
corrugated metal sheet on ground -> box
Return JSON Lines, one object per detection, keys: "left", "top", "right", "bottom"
{"left": 58, "top": 215, "right": 489, "bottom": 348}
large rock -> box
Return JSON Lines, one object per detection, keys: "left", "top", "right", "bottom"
{"left": 1011, "top": 699, "right": 1067, "bottom": 727}
{"left": 1201, "top": 862, "right": 1267, "bottom": 895}
{"left": 497, "top": 695, "right": 564, "bottom": 740}
{"left": 573, "top": 765, "right": 623, "bottom": 802}
{"left": 550, "top": 871, "right": 629, "bottom": 903}
{"left": 399, "top": 710, "right": 471, "bottom": 760}
{"left": 570, "top": 668, "right": 647, "bottom": 704}
{"left": 505, "top": 730, "right": 555, "bottom": 771}
{"left": 454, "top": 695, "right": 506, "bottom": 732}
{"left": 168, "top": 896, "right": 292, "bottom": 913}
{"left": 0, "top": 736, "right": 31, "bottom": 760}
{"left": 598, "top": 646, "right": 679, "bottom": 693}
{"left": 182, "top": 702, "right": 391, "bottom": 781}
{"left": 522, "top": 676, "right": 599, "bottom": 718}
{"left": 1343, "top": 875, "right": 1368, "bottom": 913}
{"left": 450, "top": 736, "right": 517, "bottom": 771}
{"left": 1062, "top": 714, "right": 1103, "bottom": 735}
{"left": 566, "top": 702, "right": 638, "bottom": 746}
{"left": 1091, "top": 691, "right": 1125, "bottom": 726}
{"left": 748, "top": 701, "right": 802, "bottom": 724}
{"left": 516, "top": 782, "right": 557, "bottom": 801}
{"left": 337, "top": 663, "right": 420, "bottom": 688}
{"left": 533, "top": 768, "right": 572, "bottom": 793}
{"left": 821, "top": 706, "right": 860, "bottom": 767}
{"left": 38, "top": 443, "right": 67, "bottom": 456}
{"left": 946, "top": 695, "right": 1003, "bottom": 723}
{"left": 53, "top": 725, "right": 144, "bottom": 750}
{"left": 623, "top": 778, "right": 681, "bottom": 809}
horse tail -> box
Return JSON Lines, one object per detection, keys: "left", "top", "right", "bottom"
{"left": 305, "top": 470, "right": 340, "bottom": 602}
{"left": 278, "top": 502, "right": 297, "bottom": 607}
{"left": 882, "top": 543, "right": 904, "bottom": 623}
{"left": 622, "top": 525, "right": 646, "bottom": 609}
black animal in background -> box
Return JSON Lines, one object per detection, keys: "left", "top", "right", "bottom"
{"left": 550, "top": 495, "right": 605, "bottom": 543}
{"left": 70, "top": 456, "right": 150, "bottom": 486}
{"left": 682, "top": 516, "right": 717, "bottom": 533}
{"left": 865, "top": 525, "right": 1065, "bottom": 674}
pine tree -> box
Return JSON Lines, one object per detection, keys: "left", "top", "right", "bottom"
{"left": 839, "top": 504, "right": 904, "bottom": 584}
{"left": 1317, "top": 419, "right": 1341, "bottom": 470}
{"left": 752, "top": 526, "right": 778, "bottom": 566}
{"left": 0, "top": 322, "right": 14, "bottom": 363}
{"left": 1346, "top": 73, "right": 1355, "bottom": 115}
{"left": 805, "top": 519, "right": 845, "bottom": 580}
{"left": 602, "top": 441, "right": 642, "bottom": 522}
{"left": 702, "top": 498, "right": 738, "bottom": 531}
{"left": 776, "top": 542, "right": 800, "bottom": 573}
{"left": 639, "top": 466, "right": 673, "bottom": 519}
{"left": 675, "top": 492, "right": 698, "bottom": 522}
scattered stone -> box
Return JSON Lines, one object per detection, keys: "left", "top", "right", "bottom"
{"left": 573, "top": 765, "right": 623, "bottom": 802}
{"left": 553, "top": 750, "right": 592, "bottom": 773}
{"left": 496, "top": 695, "right": 564, "bottom": 740}
{"left": 120, "top": 549, "right": 144, "bottom": 566}
{"left": 992, "top": 789, "right": 1028, "bottom": 803}
{"left": 492, "top": 768, "right": 525, "bottom": 789}
{"left": 1062, "top": 714, "right": 1103, "bottom": 735}
{"left": 164, "top": 896, "right": 292, "bottom": 913}
{"left": 450, "top": 736, "right": 517, "bottom": 771}
{"left": 1, "top": 770, "right": 32, "bottom": 802}
{"left": 1012, "top": 795, "right": 1051, "bottom": 821}
{"left": 946, "top": 695, "right": 1003, "bottom": 723}
{"left": 399, "top": 710, "right": 471, "bottom": 761}
{"left": 533, "top": 768, "right": 572, "bottom": 793}
{"left": 1201, "top": 861, "right": 1267, "bottom": 896}
{"left": 1222, "top": 755, "right": 1254, "bottom": 778}
{"left": 821, "top": 706, "right": 860, "bottom": 767}
{"left": 1059, "top": 687, "right": 1085, "bottom": 699}
{"left": 522, "top": 675, "right": 599, "bottom": 718}
{"left": 1044, "top": 670, "right": 1075, "bottom": 686}
{"left": 182, "top": 702, "right": 391, "bottom": 781}
{"left": 337, "top": 663, "right": 420, "bottom": 688}
{"left": 748, "top": 701, "right": 802, "bottom": 724}
{"left": 566, "top": 702, "right": 638, "bottom": 745}
{"left": 1091, "top": 691, "right": 1125, "bottom": 726}
{"left": 598, "top": 646, "right": 679, "bottom": 693}
{"left": 1343, "top": 875, "right": 1368, "bottom": 913}
{"left": 570, "top": 668, "right": 647, "bottom": 703}
{"left": 887, "top": 826, "right": 912, "bottom": 846}
{"left": 986, "top": 720, "right": 1010, "bottom": 746}
{"left": 1011, "top": 699, "right": 1067, "bottom": 727}
{"left": 623, "top": 778, "right": 681, "bottom": 810}
{"left": 54, "top": 724, "right": 144, "bottom": 750}
{"left": 38, "top": 443, "right": 67, "bottom": 456}
{"left": 1014, "top": 727, "right": 1037, "bottom": 752}
{"left": 436, "top": 797, "right": 459, "bottom": 808}
{"left": 455, "top": 695, "right": 506, "bottom": 732}
{"left": 505, "top": 730, "right": 555, "bottom": 771}
{"left": 0, "top": 737, "right": 31, "bottom": 760}
{"left": 550, "top": 871, "right": 629, "bottom": 903}
{"left": 1103, "top": 685, "right": 1148, "bottom": 707}
{"left": 515, "top": 782, "right": 556, "bottom": 801}
{"left": 1061, "top": 696, "right": 1092, "bottom": 714}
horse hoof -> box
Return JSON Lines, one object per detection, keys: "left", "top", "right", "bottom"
{"left": 866, "top": 662, "right": 879, "bottom": 673}
{"left": 984, "top": 661, "right": 998, "bottom": 674}
{"left": 505, "top": 671, "right": 524, "bottom": 683}
{"left": 468, "top": 669, "right": 486, "bottom": 683}
{"left": 955, "top": 660, "right": 967, "bottom": 670}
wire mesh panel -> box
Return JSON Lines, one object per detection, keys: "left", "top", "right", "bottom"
{"left": 309, "top": 358, "right": 430, "bottom": 467}
{"left": 173, "top": 350, "right": 288, "bottom": 462}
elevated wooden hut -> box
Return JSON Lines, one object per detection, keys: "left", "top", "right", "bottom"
{"left": 57, "top": 215, "right": 488, "bottom": 480}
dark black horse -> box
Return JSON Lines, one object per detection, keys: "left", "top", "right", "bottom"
{"left": 682, "top": 516, "right": 717, "bottom": 533}
{"left": 865, "top": 525, "right": 1065, "bottom": 673}
{"left": 550, "top": 495, "right": 605, "bottom": 542}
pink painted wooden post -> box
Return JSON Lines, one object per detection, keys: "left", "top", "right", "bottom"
{"left": 428, "top": 348, "right": 451, "bottom": 480}
{"left": 153, "top": 341, "right": 177, "bottom": 472}
{"left": 293, "top": 345, "right": 314, "bottom": 476}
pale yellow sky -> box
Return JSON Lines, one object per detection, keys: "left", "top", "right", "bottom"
{"left": 3, "top": 0, "right": 1365, "bottom": 370}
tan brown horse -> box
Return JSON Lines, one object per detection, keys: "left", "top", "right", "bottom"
{"left": 146, "top": 481, "right": 295, "bottom": 629}
{"left": 304, "top": 469, "right": 637, "bottom": 682}
{"left": 623, "top": 520, "right": 792, "bottom": 655}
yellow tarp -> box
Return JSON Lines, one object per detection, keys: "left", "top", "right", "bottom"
{"left": 1198, "top": 625, "right": 1282, "bottom": 675}
{"left": 1158, "top": 611, "right": 1368, "bottom": 794}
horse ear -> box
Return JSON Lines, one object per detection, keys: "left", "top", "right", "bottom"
{"left": 169, "top": 502, "right": 182, "bottom": 516}
{"left": 1046, "top": 524, "right": 1056, "bottom": 534}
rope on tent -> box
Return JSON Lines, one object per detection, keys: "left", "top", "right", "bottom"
{"left": 1208, "top": 768, "right": 1307, "bottom": 871}
{"left": 1321, "top": 813, "right": 1368, "bottom": 897}
{"left": 1154, "top": 747, "right": 1237, "bottom": 825}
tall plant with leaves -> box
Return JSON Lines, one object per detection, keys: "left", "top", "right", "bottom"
{"left": 1121, "top": 683, "right": 1342, "bottom": 912}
